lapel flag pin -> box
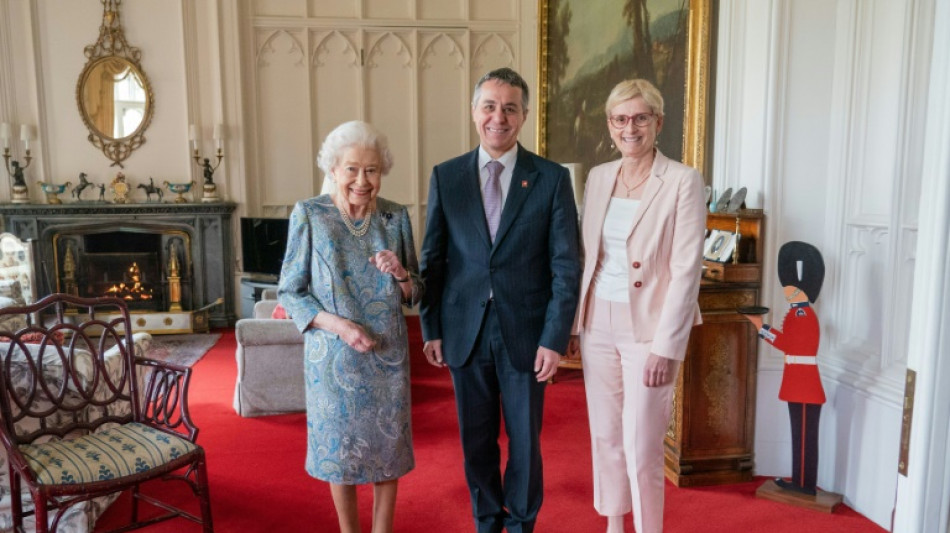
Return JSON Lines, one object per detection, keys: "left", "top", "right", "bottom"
{"left": 521, "top": 180, "right": 528, "bottom": 188}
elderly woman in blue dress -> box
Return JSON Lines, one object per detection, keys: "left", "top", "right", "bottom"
{"left": 278, "top": 120, "right": 422, "bottom": 533}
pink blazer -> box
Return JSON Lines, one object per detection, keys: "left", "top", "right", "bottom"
{"left": 573, "top": 150, "right": 707, "bottom": 361}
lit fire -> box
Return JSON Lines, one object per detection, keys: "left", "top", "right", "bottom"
{"left": 105, "top": 262, "right": 154, "bottom": 301}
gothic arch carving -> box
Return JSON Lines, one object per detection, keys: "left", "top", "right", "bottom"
{"left": 472, "top": 33, "right": 514, "bottom": 69}
{"left": 257, "top": 30, "right": 305, "bottom": 68}
{"left": 312, "top": 30, "right": 360, "bottom": 68}
{"left": 420, "top": 33, "right": 464, "bottom": 70}
{"left": 366, "top": 32, "right": 413, "bottom": 69}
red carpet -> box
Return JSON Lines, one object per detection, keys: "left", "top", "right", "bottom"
{"left": 96, "top": 319, "right": 885, "bottom": 532}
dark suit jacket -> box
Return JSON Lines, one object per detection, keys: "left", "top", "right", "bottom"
{"left": 420, "top": 145, "right": 581, "bottom": 372}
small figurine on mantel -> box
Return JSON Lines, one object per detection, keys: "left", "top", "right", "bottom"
{"left": 10, "top": 161, "right": 26, "bottom": 188}
{"left": 96, "top": 183, "right": 106, "bottom": 202}
{"left": 137, "top": 177, "right": 164, "bottom": 203}
{"left": 9, "top": 160, "right": 30, "bottom": 204}
{"left": 199, "top": 157, "right": 221, "bottom": 203}
{"left": 110, "top": 172, "right": 130, "bottom": 203}
{"left": 71, "top": 172, "right": 95, "bottom": 201}
{"left": 742, "top": 241, "right": 842, "bottom": 510}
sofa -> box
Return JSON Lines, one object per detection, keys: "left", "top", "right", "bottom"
{"left": 233, "top": 298, "right": 306, "bottom": 417}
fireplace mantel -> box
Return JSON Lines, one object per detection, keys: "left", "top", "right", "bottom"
{"left": 0, "top": 202, "right": 237, "bottom": 327}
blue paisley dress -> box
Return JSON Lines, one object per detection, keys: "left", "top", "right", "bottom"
{"left": 277, "top": 195, "right": 421, "bottom": 484}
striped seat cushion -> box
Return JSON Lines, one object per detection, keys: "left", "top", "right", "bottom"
{"left": 19, "top": 422, "right": 197, "bottom": 486}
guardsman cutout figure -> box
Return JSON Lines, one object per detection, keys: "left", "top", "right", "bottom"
{"left": 744, "top": 241, "right": 825, "bottom": 495}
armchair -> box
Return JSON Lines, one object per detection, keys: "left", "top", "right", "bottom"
{"left": 0, "top": 294, "right": 213, "bottom": 532}
{"left": 233, "top": 299, "right": 305, "bottom": 417}
{"left": 0, "top": 233, "right": 37, "bottom": 334}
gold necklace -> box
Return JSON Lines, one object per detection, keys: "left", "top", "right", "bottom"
{"left": 620, "top": 167, "right": 650, "bottom": 197}
{"left": 338, "top": 204, "right": 374, "bottom": 237}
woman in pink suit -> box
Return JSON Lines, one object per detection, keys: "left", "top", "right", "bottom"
{"left": 568, "top": 79, "right": 707, "bottom": 533}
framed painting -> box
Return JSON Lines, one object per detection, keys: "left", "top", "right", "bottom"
{"left": 538, "top": 0, "right": 716, "bottom": 183}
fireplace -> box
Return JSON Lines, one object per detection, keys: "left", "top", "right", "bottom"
{"left": 0, "top": 202, "right": 236, "bottom": 327}
{"left": 53, "top": 228, "right": 190, "bottom": 312}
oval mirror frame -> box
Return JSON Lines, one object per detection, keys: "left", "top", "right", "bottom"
{"left": 76, "top": 0, "right": 154, "bottom": 168}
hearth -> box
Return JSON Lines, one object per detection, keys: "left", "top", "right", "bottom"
{"left": 54, "top": 228, "right": 188, "bottom": 312}
{"left": 0, "top": 202, "right": 236, "bottom": 328}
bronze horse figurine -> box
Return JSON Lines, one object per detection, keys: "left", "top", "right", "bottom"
{"left": 71, "top": 172, "right": 94, "bottom": 200}
{"left": 137, "top": 177, "right": 164, "bottom": 202}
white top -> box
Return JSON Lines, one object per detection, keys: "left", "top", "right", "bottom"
{"left": 593, "top": 197, "right": 640, "bottom": 302}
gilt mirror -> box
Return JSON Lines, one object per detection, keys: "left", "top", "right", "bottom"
{"left": 76, "top": 0, "right": 154, "bottom": 167}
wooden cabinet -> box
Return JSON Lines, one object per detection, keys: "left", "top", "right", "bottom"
{"left": 664, "top": 211, "right": 764, "bottom": 486}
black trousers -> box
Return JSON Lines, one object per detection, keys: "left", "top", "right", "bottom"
{"left": 787, "top": 402, "right": 822, "bottom": 492}
{"left": 449, "top": 303, "right": 547, "bottom": 533}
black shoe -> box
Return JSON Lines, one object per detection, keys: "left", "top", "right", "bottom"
{"left": 774, "top": 477, "right": 817, "bottom": 496}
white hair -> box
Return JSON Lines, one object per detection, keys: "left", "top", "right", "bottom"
{"left": 315, "top": 120, "right": 394, "bottom": 178}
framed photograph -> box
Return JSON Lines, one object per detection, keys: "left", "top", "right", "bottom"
{"left": 537, "top": 0, "right": 716, "bottom": 182}
{"left": 704, "top": 230, "right": 736, "bottom": 263}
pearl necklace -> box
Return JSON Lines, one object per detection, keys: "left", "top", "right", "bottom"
{"left": 338, "top": 204, "right": 374, "bottom": 237}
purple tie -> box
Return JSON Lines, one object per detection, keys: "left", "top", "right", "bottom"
{"left": 483, "top": 160, "right": 504, "bottom": 241}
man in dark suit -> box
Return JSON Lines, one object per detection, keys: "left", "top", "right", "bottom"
{"left": 420, "top": 68, "right": 581, "bottom": 533}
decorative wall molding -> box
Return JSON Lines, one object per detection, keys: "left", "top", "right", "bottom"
{"left": 366, "top": 32, "right": 413, "bottom": 68}
{"left": 312, "top": 30, "right": 360, "bottom": 67}
{"left": 420, "top": 33, "right": 465, "bottom": 70}
{"left": 471, "top": 32, "right": 514, "bottom": 69}
{"left": 256, "top": 29, "right": 306, "bottom": 67}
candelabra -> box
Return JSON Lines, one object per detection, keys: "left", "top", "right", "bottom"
{"left": 189, "top": 123, "right": 223, "bottom": 203}
{"left": 1, "top": 123, "right": 34, "bottom": 204}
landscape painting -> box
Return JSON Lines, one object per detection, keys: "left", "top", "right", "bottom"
{"left": 539, "top": 0, "right": 714, "bottom": 182}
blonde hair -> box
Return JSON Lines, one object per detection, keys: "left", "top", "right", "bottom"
{"left": 604, "top": 79, "right": 664, "bottom": 117}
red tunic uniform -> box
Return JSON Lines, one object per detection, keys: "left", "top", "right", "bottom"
{"left": 760, "top": 303, "right": 825, "bottom": 404}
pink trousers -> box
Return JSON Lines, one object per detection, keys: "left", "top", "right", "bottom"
{"left": 581, "top": 296, "right": 678, "bottom": 533}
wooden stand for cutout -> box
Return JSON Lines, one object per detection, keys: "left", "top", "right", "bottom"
{"left": 755, "top": 478, "right": 844, "bottom": 513}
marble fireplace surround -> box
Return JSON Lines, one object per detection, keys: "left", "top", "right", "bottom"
{"left": 0, "top": 202, "right": 237, "bottom": 327}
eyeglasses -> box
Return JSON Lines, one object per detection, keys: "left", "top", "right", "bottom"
{"left": 608, "top": 113, "right": 656, "bottom": 129}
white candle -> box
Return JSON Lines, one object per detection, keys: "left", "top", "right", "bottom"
{"left": 189, "top": 124, "right": 198, "bottom": 150}
{"left": 20, "top": 125, "right": 31, "bottom": 151}
{"left": 0, "top": 123, "right": 9, "bottom": 149}
{"left": 213, "top": 124, "right": 223, "bottom": 150}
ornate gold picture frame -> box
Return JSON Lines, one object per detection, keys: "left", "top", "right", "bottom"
{"left": 76, "top": 0, "right": 155, "bottom": 168}
{"left": 537, "top": 0, "right": 716, "bottom": 181}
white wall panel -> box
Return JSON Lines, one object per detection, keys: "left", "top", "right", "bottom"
{"left": 309, "top": 0, "right": 357, "bottom": 19}
{"left": 419, "top": 32, "right": 468, "bottom": 202}
{"left": 254, "top": 0, "right": 306, "bottom": 18}
{"left": 312, "top": 29, "right": 362, "bottom": 193}
{"left": 849, "top": 0, "right": 904, "bottom": 221}
{"left": 256, "top": 30, "right": 311, "bottom": 207}
{"left": 471, "top": 0, "right": 517, "bottom": 22}
{"left": 836, "top": 225, "right": 888, "bottom": 356}
{"left": 419, "top": 0, "right": 466, "bottom": 20}
{"left": 364, "top": 0, "right": 413, "bottom": 20}
{"left": 365, "top": 31, "right": 415, "bottom": 207}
